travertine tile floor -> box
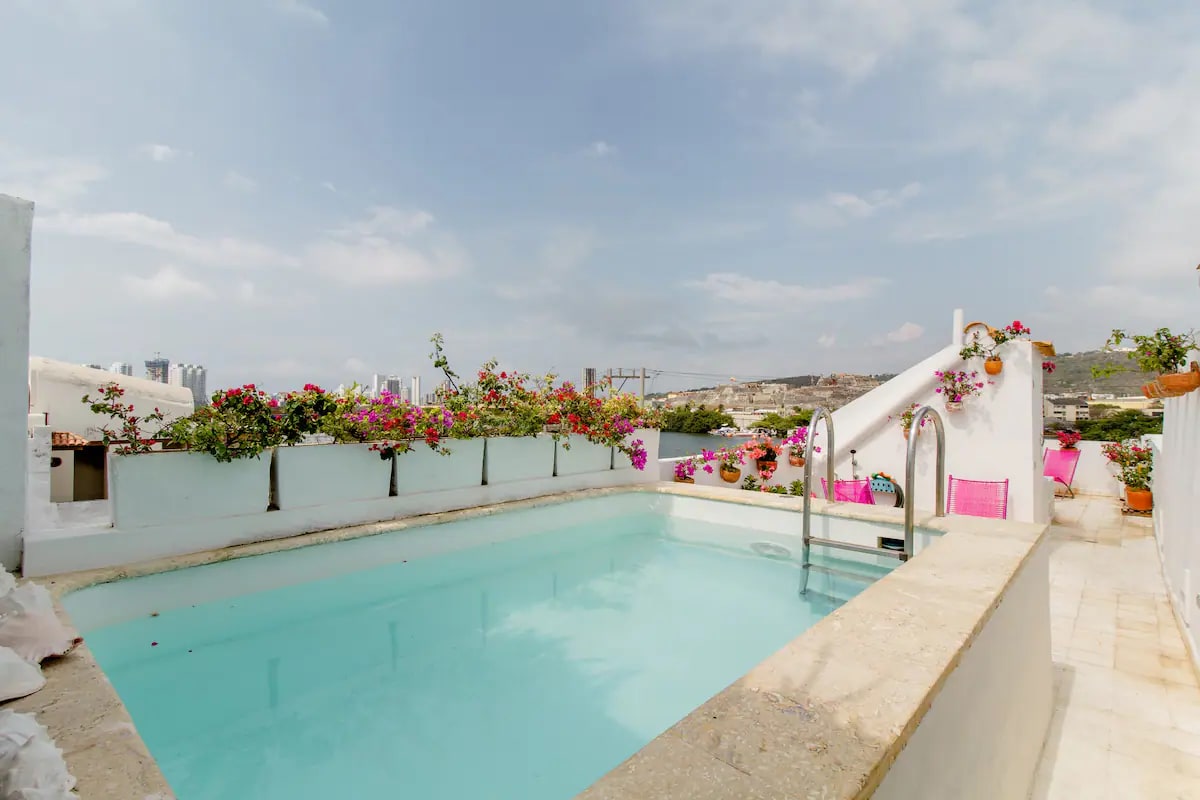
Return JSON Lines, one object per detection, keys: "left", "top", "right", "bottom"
{"left": 1031, "top": 496, "right": 1200, "bottom": 799}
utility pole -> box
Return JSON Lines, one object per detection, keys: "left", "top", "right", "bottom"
{"left": 608, "top": 367, "right": 648, "bottom": 406}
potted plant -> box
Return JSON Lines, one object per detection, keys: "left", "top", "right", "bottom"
{"left": 673, "top": 454, "right": 712, "bottom": 484}
{"left": 713, "top": 447, "right": 744, "bottom": 483}
{"left": 742, "top": 435, "right": 778, "bottom": 476}
{"left": 1095, "top": 328, "right": 1199, "bottom": 397}
{"left": 782, "top": 427, "right": 820, "bottom": 467}
{"left": 934, "top": 369, "right": 986, "bottom": 411}
{"left": 1056, "top": 430, "right": 1082, "bottom": 450}
{"left": 959, "top": 320, "right": 1031, "bottom": 375}
{"left": 1101, "top": 439, "right": 1154, "bottom": 511}
{"left": 892, "top": 403, "right": 927, "bottom": 439}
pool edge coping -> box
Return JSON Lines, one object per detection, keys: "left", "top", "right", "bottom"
{"left": 9, "top": 483, "right": 1044, "bottom": 800}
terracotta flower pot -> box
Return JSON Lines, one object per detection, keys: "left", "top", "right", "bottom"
{"left": 1140, "top": 384, "right": 1154, "bottom": 399}
{"left": 1159, "top": 363, "right": 1200, "bottom": 395}
{"left": 719, "top": 466, "right": 741, "bottom": 483}
{"left": 1154, "top": 378, "right": 1186, "bottom": 398}
{"left": 945, "top": 401, "right": 963, "bottom": 412}
{"left": 984, "top": 357, "right": 1003, "bottom": 376}
{"left": 755, "top": 458, "right": 777, "bottom": 473}
{"left": 788, "top": 454, "right": 805, "bottom": 468}
{"left": 903, "top": 427, "right": 911, "bottom": 440}
{"left": 673, "top": 475, "right": 695, "bottom": 484}
{"left": 1125, "top": 487, "right": 1153, "bottom": 512}
{"left": 1145, "top": 382, "right": 1164, "bottom": 399}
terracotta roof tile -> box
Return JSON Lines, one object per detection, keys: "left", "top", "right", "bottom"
{"left": 51, "top": 432, "right": 91, "bottom": 447}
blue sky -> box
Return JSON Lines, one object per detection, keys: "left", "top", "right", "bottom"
{"left": 3, "top": 0, "right": 1199, "bottom": 393}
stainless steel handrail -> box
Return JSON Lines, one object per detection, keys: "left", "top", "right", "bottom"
{"left": 799, "top": 407, "right": 834, "bottom": 594}
{"left": 903, "top": 405, "right": 946, "bottom": 561}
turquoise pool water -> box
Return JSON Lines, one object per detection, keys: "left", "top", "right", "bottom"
{"left": 74, "top": 504, "right": 888, "bottom": 800}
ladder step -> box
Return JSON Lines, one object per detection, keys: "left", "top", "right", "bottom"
{"left": 802, "top": 563, "right": 878, "bottom": 583}
{"left": 807, "top": 537, "right": 905, "bottom": 559}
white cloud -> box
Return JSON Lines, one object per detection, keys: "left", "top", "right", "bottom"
{"left": 140, "top": 144, "right": 179, "bottom": 163}
{"left": 880, "top": 322, "right": 925, "bottom": 344}
{"left": 688, "top": 272, "right": 889, "bottom": 305}
{"left": 223, "top": 170, "right": 258, "bottom": 193}
{"left": 274, "top": 0, "right": 328, "bottom": 26}
{"left": 586, "top": 141, "right": 616, "bottom": 158}
{"left": 796, "top": 182, "right": 922, "bottom": 227}
{"left": 495, "top": 228, "right": 597, "bottom": 301}
{"left": 343, "top": 357, "right": 369, "bottom": 373}
{"left": 320, "top": 181, "right": 338, "bottom": 193}
{"left": 0, "top": 146, "right": 107, "bottom": 208}
{"left": 638, "top": 0, "right": 978, "bottom": 80}
{"left": 817, "top": 333, "right": 836, "bottom": 348}
{"left": 308, "top": 206, "right": 466, "bottom": 286}
{"left": 121, "top": 265, "right": 214, "bottom": 301}
{"left": 37, "top": 210, "right": 298, "bottom": 269}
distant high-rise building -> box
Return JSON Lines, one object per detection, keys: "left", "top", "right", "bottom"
{"left": 411, "top": 376, "right": 422, "bottom": 406}
{"left": 145, "top": 355, "right": 170, "bottom": 383}
{"left": 382, "top": 376, "right": 402, "bottom": 397}
{"left": 110, "top": 362, "right": 133, "bottom": 376}
{"left": 371, "top": 373, "right": 384, "bottom": 398}
{"left": 399, "top": 386, "right": 412, "bottom": 403}
{"left": 168, "top": 363, "right": 208, "bottom": 406}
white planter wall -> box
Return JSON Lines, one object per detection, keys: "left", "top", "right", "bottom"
{"left": 395, "top": 439, "right": 485, "bottom": 494}
{"left": 485, "top": 436, "right": 555, "bottom": 484}
{"left": 556, "top": 435, "right": 612, "bottom": 476}
{"left": 1155, "top": 390, "right": 1200, "bottom": 671}
{"left": 274, "top": 444, "right": 392, "bottom": 509}
{"left": 109, "top": 451, "right": 271, "bottom": 529}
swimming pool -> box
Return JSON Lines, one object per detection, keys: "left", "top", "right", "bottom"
{"left": 65, "top": 493, "right": 900, "bottom": 800}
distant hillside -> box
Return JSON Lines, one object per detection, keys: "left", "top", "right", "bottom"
{"left": 1044, "top": 350, "right": 1155, "bottom": 395}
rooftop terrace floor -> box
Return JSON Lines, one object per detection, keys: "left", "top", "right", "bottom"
{"left": 1033, "top": 496, "right": 1200, "bottom": 799}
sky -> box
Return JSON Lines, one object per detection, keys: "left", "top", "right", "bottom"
{"left": 2, "top": 0, "right": 1199, "bottom": 394}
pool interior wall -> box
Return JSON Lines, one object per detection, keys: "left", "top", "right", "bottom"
{"left": 64, "top": 493, "right": 926, "bottom": 800}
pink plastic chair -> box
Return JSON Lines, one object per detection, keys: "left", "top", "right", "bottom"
{"left": 946, "top": 475, "right": 1009, "bottom": 520}
{"left": 1042, "top": 448, "right": 1080, "bottom": 498}
{"left": 821, "top": 478, "right": 877, "bottom": 505}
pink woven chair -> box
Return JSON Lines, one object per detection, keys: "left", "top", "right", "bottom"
{"left": 821, "top": 478, "right": 876, "bottom": 505}
{"left": 1042, "top": 448, "right": 1080, "bottom": 498}
{"left": 946, "top": 475, "right": 1009, "bottom": 520}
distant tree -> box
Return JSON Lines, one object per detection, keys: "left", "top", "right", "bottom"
{"left": 752, "top": 410, "right": 814, "bottom": 436}
{"left": 1076, "top": 409, "right": 1162, "bottom": 441}
{"left": 1087, "top": 403, "right": 1118, "bottom": 420}
{"left": 661, "top": 406, "right": 735, "bottom": 434}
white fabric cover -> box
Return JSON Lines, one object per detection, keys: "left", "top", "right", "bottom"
{"left": 0, "top": 711, "right": 78, "bottom": 799}
{"left": 0, "top": 649, "right": 44, "bottom": 703}
{"left": 0, "top": 586, "right": 77, "bottom": 665}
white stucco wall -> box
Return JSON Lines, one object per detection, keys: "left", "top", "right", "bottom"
{"left": 873, "top": 538, "right": 1052, "bottom": 799}
{"left": 0, "top": 195, "right": 34, "bottom": 566}
{"left": 660, "top": 327, "right": 1047, "bottom": 524}
{"left": 29, "top": 357, "right": 193, "bottom": 438}
{"left": 1154, "top": 389, "right": 1200, "bottom": 669}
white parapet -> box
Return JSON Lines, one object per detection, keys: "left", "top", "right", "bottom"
{"left": 0, "top": 194, "right": 34, "bottom": 566}
{"left": 1155, "top": 388, "right": 1200, "bottom": 671}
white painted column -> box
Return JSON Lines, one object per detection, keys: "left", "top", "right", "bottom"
{"left": 0, "top": 195, "right": 33, "bottom": 567}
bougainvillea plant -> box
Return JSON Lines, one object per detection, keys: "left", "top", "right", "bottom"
{"left": 1056, "top": 430, "right": 1081, "bottom": 449}
{"left": 162, "top": 385, "right": 283, "bottom": 462}
{"left": 782, "top": 426, "right": 821, "bottom": 456}
{"left": 934, "top": 369, "right": 986, "bottom": 404}
{"left": 891, "top": 403, "right": 928, "bottom": 433}
{"left": 1094, "top": 328, "right": 1198, "bottom": 377}
{"left": 959, "top": 320, "right": 1032, "bottom": 361}
{"left": 80, "top": 382, "right": 166, "bottom": 454}
{"left": 1101, "top": 439, "right": 1153, "bottom": 489}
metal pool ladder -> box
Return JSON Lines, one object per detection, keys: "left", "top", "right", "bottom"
{"left": 799, "top": 405, "right": 947, "bottom": 595}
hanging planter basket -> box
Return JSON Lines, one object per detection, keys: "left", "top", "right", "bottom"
{"left": 755, "top": 458, "right": 777, "bottom": 473}
{"left": 673, "top": 475, "right": 695, "bottom": 484}
{"left": 1158, "top": 362, "right": 1200, "bottom": 395}
{"left": 1154, "top": 377, "right": 1186, "bottom": 398}
{"left": 944, "top": 401, "right": 964, "bottom": 412}
{"left": 788, "top": 454, "right": 805, "bottom": 468}
{"left": 984, "top": 357, "right": 1004, "bottom": 376}
{"left": 719, "top": 466, "right": 741, "bottom": 483}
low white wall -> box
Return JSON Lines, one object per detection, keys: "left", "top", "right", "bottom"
{"left": 22, "top": 432, "right": 662, "bottom": 577}
{"left": 28, "top": 357, "right": 194, "bottom": 439}
{"left": 1154, "top": 389, "right": 1200, "bottom": 670}
{"left": 660, "top": 335, "right": 1047, "bottom": 524}
{"left": 874, "top": 538, "right": 1052, "bottom": 799}
{"left": 1041, "top": 439, "right": 1122, "bottom": 498}
{"left": 0, "top": 195, "right": 34, "bottom": 566}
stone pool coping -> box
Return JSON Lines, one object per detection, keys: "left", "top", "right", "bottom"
{"left": 5, "top": 482, "right": 1046, "bottom": 799}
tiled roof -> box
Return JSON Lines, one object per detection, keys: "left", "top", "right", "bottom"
{"left": 51, "top": 431, "right": 92, "bottom": 447}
